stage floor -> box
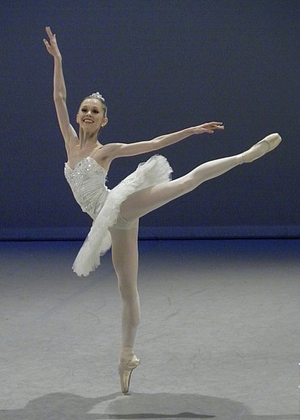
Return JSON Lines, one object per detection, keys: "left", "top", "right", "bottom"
{"left": 0, "top": 239, "right": 299, "bottom": 419}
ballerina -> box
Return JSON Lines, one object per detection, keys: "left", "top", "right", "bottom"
{"left": 43, "top": 26, "right": 281, "bottom": 394}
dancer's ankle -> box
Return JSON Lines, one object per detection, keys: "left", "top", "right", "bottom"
{"left": 236, "top": 153, "right": 245, "bottom": 165}
{"left": 120, "top": 346, "right": 133, "bottom": 359}
{"left": 239, "top": 142, "right": 270, "bottom": 164}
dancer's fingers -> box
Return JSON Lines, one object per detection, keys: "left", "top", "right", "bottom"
{"left": 45, "top": 26, "right": 55, "bottom": 43}
{"left": 204, "top": 126, "right": 224, "bottom": 134}
{"left": 43, "top": 39, "right": 50, "bottom": 51}
{"left": 209, "top": 121, "right": 223, "bottom": 126}
{"left": 199, "top": 123, "right": 224, "bottom": 132}
{"left": 202, "top": 122, "right": 223, "bottom": 127}
{"left": 210, "top": 124, "right": 224, "bottom": 129}
{"left": 213, "top": 125, "right": 225, "bottom": 130}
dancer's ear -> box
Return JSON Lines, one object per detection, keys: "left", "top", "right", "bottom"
{"left": 101, "top": 117, "right": 108, "bottom": 128}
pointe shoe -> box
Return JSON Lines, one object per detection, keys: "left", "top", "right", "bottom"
{"left": 255, "top": 133, "right": 282, "bottom": 152}
{"left": 118, "top": 354, "right": 140, "bottom": 394}
{"left": 242, "top": 133, "right": 282, "bottom": 163}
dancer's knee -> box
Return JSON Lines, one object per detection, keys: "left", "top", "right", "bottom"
{"left": 118, "top": 280, "right": 138, "bottom": 301}
{"left": 176, "top": 174, "right": 199, "bottom": 195}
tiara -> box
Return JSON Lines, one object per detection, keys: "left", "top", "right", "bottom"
{"left": 89, "top": 92, "right": 105, "bottom": 102}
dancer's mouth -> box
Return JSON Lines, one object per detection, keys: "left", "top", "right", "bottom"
{"left": 83, "top": 118, "right": 94, "bottom": 123}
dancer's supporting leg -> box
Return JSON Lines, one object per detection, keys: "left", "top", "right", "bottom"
{"left": 120, "top": 133, "right": 281, "bottom": 221}
{"left": 109, "top": 224, "right": 141, "bottom": 394}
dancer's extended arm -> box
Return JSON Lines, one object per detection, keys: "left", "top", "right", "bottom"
{"left": 43, "top": 27, "right": 77, "bottom": 151}
{"left": 105, "top": 122, "right": 224, "bottom": 160}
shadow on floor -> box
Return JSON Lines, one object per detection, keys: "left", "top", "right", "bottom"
{"left": 0, "top": 392, "right": 298, "bottom": 420}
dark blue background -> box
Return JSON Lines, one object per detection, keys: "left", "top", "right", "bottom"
{"left": 1, "top": 0, "right": 299, "bottom": 239}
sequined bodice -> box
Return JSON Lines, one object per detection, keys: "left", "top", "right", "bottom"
{"left": 64, "top": 157, "right": 109, "bottom": 219}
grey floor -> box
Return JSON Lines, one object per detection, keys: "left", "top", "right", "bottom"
{"left": 0, "top": 239, "right": 299, "bottom": 420}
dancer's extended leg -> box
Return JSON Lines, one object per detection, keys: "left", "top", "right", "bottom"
{"left": 120, "top": 133, "right": 281, "bottom": 221}
{"left": 110, "top": 224, "right": 141, "bottom": 393}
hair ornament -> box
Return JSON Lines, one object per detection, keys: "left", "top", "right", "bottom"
{"left": 89, "top": 92, "right": 105, "bottom": 102}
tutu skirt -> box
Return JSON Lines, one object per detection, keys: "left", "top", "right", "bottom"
{"left": 73, "top": 155, "right": 173, "bottom": 276}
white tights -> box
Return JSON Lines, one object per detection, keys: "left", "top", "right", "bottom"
{"left": 110, "top": 140, "right": 269, "bottom": 354}
{"left": 110, "top": 223, "right": 140, "bottom": 350}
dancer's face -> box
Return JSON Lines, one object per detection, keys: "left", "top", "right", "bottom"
{"left": 76, "top": 98, "right": 108, "bottom": 131}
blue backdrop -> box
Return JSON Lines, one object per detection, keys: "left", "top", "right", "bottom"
{"left": 1, "top": 0, "right": 299, "bottom": 239}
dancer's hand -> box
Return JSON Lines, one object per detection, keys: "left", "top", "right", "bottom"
{"left": 43, "top": 27, "right": 61, "bottom": 59}
{"left": 192, "top": 122, "right": 224, "bottom": 135}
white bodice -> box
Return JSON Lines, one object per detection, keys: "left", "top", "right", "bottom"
{"left": 64, "top": 157, "right": 109, "bottom": 219}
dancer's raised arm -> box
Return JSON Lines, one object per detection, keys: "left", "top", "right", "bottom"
{"left": 43, "top": 27, "right": 77, "bottom": 151}
{"left": 105, "top": 121, "right": 224, "bottom": 161}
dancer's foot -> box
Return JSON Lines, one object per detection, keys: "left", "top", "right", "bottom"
{"left": 118, "top": 348, "right": 140, "bottom": 394}
{"left": 239, "top": 133, "right": 282, "bottom": 164}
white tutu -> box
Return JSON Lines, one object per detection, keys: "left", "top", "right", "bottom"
{"left": 73, "top": 155, "right": 173, "bottom": 276}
